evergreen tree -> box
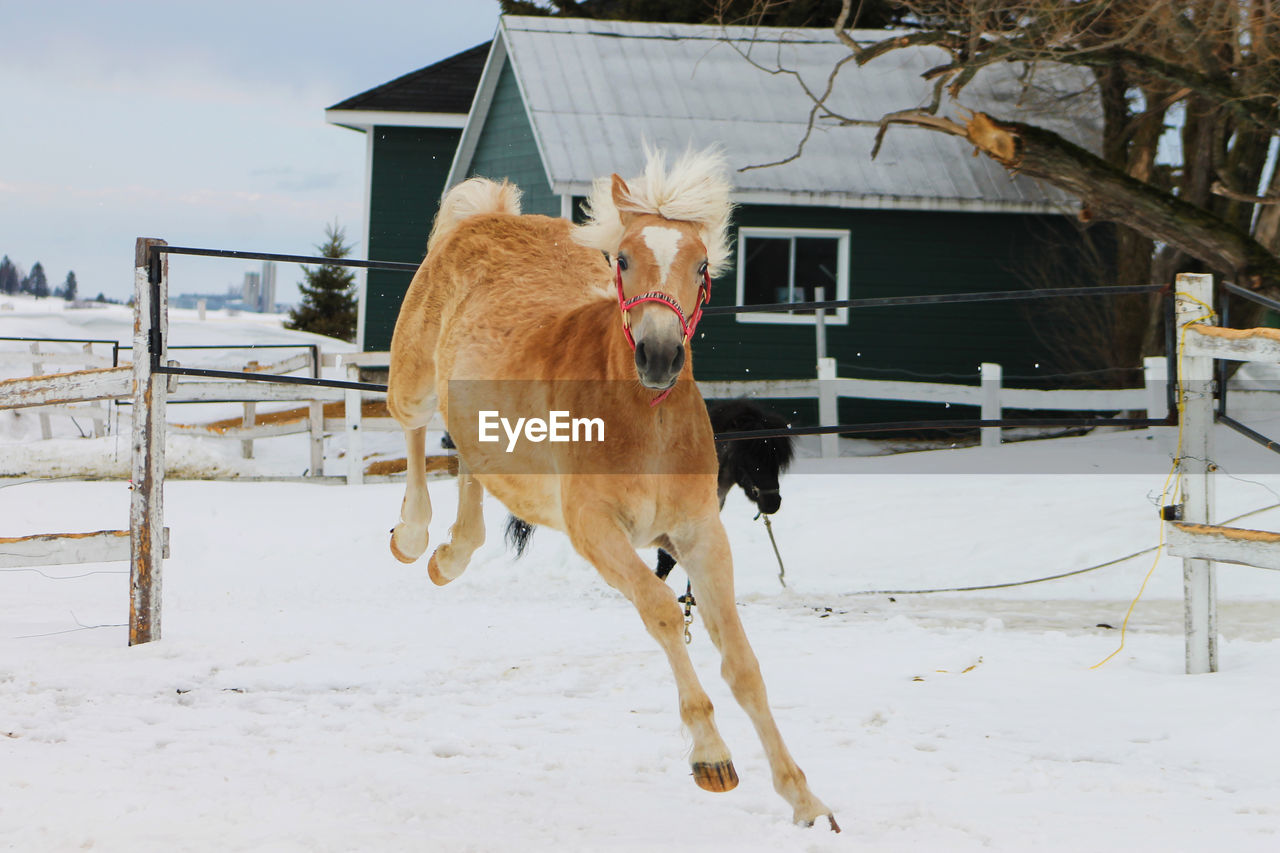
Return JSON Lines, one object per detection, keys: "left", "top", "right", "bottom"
{"left": 0, "top": 256, "right": 18, "bottom": 295}
{"left": 27, "top": 262, "right": 49, "bottom": 298}
{"left": 63, "top": 271, "right": 78, "bottom": 302}
{"left": 285, "top": 223, "right": 358, "bottom": 342}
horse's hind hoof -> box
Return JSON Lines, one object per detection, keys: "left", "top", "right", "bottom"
{"left": 796, "top": 811, "right": 841, "bottom": 832}
{"left": 390, "top": 537, "right": 417, "bottom": 565}
{"left": 691, "top": 761, "right": 738, "bottom": 793}
{"left": 390, "top": 524, "right": 427, "bottom": 564}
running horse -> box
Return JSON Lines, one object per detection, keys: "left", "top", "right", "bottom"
{"left": 385, "top": 149, "right": 837, "bottom": 830}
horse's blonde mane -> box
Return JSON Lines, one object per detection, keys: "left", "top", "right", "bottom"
{"left": 574, "top": 147, "right": 735, "bottom": 276}
{"left": 428, "top": 177, "right": 522, "bottom": 254}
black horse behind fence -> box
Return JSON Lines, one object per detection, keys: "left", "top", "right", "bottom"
{"left": 503, "top": 398, "right": 795, "bottom": 580}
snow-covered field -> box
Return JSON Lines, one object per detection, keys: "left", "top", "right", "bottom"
{"left": 4, "top": 299, "right": 1280, "bottom": 850}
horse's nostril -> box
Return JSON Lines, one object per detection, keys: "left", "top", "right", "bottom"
{"left": 761, "top": 495, "right": 781, "bottom": 514}
{"left": 670, "top": 344, "right": 685, "bottom": 374}
{"left": 635, "top": 340, "right": 648, "bottom": 369}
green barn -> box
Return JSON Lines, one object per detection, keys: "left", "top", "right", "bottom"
{"left": 327, "top": 16, "right": 1107, "bottom": 424}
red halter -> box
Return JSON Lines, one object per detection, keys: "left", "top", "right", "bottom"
{"left": 615, "top": 261, "right": 711, "bottom": 406}
{"left": 615, "top": 262, "right": 711, "bottom": 348}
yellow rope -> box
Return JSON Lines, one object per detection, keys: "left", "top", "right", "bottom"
{"left": 1092, "top": 294, "right": 1216, "bottom": 669}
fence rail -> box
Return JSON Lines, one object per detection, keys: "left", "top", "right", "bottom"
{"left": 2, "top": 343, "right": 1172, "bottom": 470}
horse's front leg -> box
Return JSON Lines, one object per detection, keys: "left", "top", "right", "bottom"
{"left": 426, "top": 459, "right": 485, "bottom": 586}
{"left": 670, "top": 518, "right": 838, "bottom": 831}
{"left": 565, "top": 509, "right": 736, "bottom": 792}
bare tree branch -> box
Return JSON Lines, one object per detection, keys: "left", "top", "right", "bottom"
{"left": 1212, "top": 181, "right": 1280, "bottom": 205}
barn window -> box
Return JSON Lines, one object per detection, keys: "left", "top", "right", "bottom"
{"left": 734, "top": 228, "right": 849, "bottom": 325}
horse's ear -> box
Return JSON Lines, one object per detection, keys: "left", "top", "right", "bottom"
{"left": 611, "top": 174, "right": 637, "bottom": 226}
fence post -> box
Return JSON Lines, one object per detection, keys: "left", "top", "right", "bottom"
{"left": 814, "top": 286, "right": 827, "bottom": 362}
{"left": 818, "top": 356, "right": 838, "bottom": 459}
{"left": 241, "top": 402, "right": 256, "bottom": 459}
{"left": 308, "top": 347, "right": 324, "bottom": 478}
{"left": 1144, "top": 356, "right": 1168, "bottom": 422}
{"left": 30, "top": 343, "right": 53, "bottom": 439}
{"left": 981, "top": 362, "right": 1002, "bottom": 448}
{"left": 346, "top": 359, "right": 364, "bottom": 485}
{"left": 130, "top": 237, "right": 168, "bottom": 646}
{"left": 1176, "top": 271, "right": 1218, "bottom": 674}
{"left": 84, "top": 343, "right": 106, "bottom": 437}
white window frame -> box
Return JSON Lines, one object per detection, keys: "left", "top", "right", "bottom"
{"left": 734, "top": 227, "right": 850, "bottom": 325}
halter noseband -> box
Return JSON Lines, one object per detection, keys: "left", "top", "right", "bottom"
{"left": 615, "top": 262, "right": 711, "bottom": 350}
{"left": 616, "top": 261, "right": 711, "bottom": 406}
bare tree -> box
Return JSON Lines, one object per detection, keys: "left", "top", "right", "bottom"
{"left": 730, "top": 0, "right": 1280, "bottom": 359}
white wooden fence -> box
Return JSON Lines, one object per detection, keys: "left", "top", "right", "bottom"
{"left": 0, "top": 235, "right": 1186, "bottom": 647}
{"left": 699, "top": 356, "right": 1168, "bottom": 457}
{"left": 0, "top": 343, "right": 116, "bottom": 437}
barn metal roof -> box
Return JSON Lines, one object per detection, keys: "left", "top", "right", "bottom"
{"left": 451, "top": 16, "right": 1102, "bottom": 214}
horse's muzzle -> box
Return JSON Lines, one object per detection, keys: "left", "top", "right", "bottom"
{"left": 634, "top": 334, "right": 685, "bottom": 390}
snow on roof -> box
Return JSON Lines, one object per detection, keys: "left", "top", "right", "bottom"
{"left": 454, "top": 16, "right": 1101, "bottom": 214}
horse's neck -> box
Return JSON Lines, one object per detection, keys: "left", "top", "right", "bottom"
{"left": 539, "top": 299, "right": 641, "bottom": 383}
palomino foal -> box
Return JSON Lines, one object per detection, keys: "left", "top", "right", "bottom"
{"left": 385, "top": 150, "right": 836, "bottom": 830}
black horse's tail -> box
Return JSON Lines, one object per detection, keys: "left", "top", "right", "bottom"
{"left": 505, "top": 515, "right": 535, "bottom": 557}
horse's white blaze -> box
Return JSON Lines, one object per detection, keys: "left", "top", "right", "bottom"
{"left": 641, "top": 225, "right": 683, "bottom": 285}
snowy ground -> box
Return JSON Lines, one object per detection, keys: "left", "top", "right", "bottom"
{"left": 4, "top": 299, "right": 1280, "bottom": 850}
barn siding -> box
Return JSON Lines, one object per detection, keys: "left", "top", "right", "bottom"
{"left": 363, "top": 125, "right": 461, "bottom": 352}
{"left": 695, "top": 204, "right": 1093, "bottom": 379}
{"left": 693, "top": 204, "right": 1104, "bottom": 425}
{"left": 466, "top": 63, "right": 559, "bottom": 216}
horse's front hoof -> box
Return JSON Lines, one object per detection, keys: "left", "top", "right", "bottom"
{"left": 426, "top": 551, "right": 453, "bottom": 586}
{"left": 692, "top": 761, "right": 739, "bottom": 793}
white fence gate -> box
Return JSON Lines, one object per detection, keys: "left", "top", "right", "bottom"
{"left": 1163, "top": 272, "right": 1280, "bottom": 674}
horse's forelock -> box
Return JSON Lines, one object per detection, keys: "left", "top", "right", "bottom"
{"left": 572, "top": 147, "right": 734, "bottom": 275}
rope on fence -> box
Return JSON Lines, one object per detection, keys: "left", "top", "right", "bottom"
{"left": 839, "top": 501, "right": 1280, "bottom": 598}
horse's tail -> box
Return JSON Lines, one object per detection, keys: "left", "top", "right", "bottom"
{"left": 427, "top": 177, "right": 523, "bottom": 254}
{"left": 504, "top": 515, "right": 535, "bottom": 558}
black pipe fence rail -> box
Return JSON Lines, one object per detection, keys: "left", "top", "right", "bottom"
{"left": 141, "top": 243, "right": 1182, "bottom": 444}
{"left": 156, "top": 244, "right": 421, "bottom": 273}
{"left": 700, "top": 283, "right": 1166, "bottom": 315}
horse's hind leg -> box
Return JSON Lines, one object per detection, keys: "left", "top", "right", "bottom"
{"left": 672, "top": 520, "right": 837, "bottom": 830}
{"left": 426, "top": 459, "right": 485, "bottom": 586}
{"left": 390, "top": 425, "right": 432, "bottom": 563}
{"left": 566, "top": 510, "right": 735, "bottom": 791}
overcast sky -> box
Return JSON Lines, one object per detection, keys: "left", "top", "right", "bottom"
{"left": 0, "top": 1, "right": 501, "bottom": 305}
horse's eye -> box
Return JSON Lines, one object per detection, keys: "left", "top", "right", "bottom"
{"left": 697, "top": 261, "right": 708, "bottom": 277}
{"left": 617, "top": 255, "right": 629, "bottom": 272}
